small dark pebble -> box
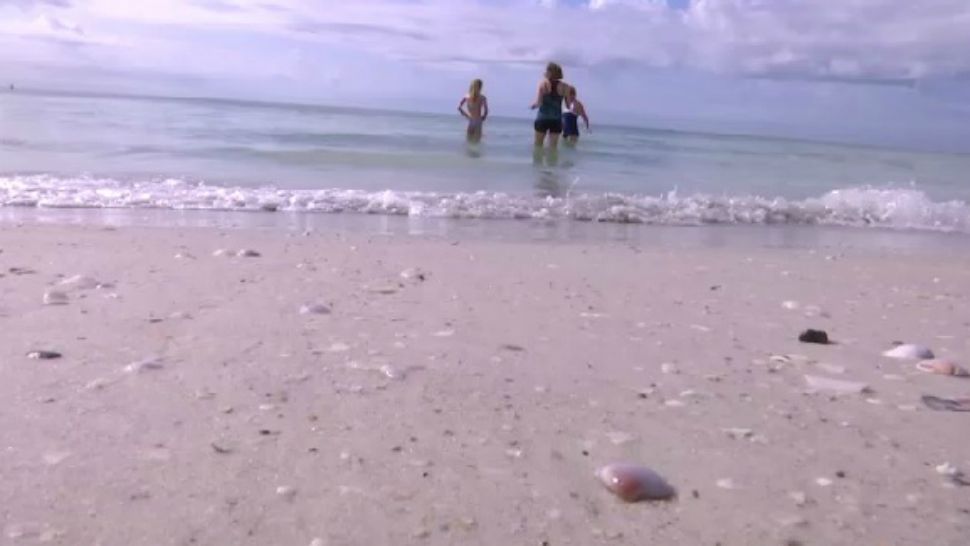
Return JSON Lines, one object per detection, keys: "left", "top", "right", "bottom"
{"left": 9, "top": 267, "right": 36, "bottom": 275}
{"left": 836, "top": 470, "right": 846, "bottom": 478}
{"left": 27, "top": 350, "right": 62, "bottom": 360}
{"left": 501, "top": 344, "right": 526, "bottom": 352}
{"left": 692, "top": 489, "right": 700, "bottom": 499}
{"left": 581, "top": 450, "right": 589, "bottom": 457}
{"left": 258, "top": 429, "right": 275, "bottom": 436}
{"left": 391, "top": 446, "right": 403, "bottom": 453}
{"left": 148, "top": 318, "right": 164, "bottom": 324}
{"left": 422, "top": 471, "right": 430, "bottom": 478}
{"left": 798, "top": 329, "right": 830, "bottom": 344}
{"left": 637, "top": 392, "right": 648, "bottom": 399}
{"left": 710, "top": 285, "right": 721, "bottom": 291}
{"left": 785, "top": 541, "right": 805, "bottom": 546}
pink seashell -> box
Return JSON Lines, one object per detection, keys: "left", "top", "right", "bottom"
{"left": 916, "top": 359, "right": 969, "bottom": 377}
{"left": 596, "top": 463, "right": 676, "bottom": 502}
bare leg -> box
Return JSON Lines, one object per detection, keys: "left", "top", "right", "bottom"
{"left": 534, "top": 131, "right": 546, "bottom": 148}
{"left": 467, "top": 122, "right": 480, "bottom": 143}
{"left": 548, "top": 133, "right": 561, "bottom": 151}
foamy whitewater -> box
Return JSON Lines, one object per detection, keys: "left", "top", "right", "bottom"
{"left": 2, "top": 90, "right": 969, "bottom": 233}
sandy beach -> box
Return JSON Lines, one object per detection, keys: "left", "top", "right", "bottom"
{"left": 2, "top": 220, "right": 969, "bottom": 546}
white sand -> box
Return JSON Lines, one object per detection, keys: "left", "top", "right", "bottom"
{"left": 1, "top": 222, "right": 969, "bottom": 545}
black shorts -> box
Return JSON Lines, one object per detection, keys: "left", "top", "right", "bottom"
{"left": 562, "top": 113, "right": 579, "bottom": 137}
{"left": 534, "top": 118, "right": 563, "bottom": 135}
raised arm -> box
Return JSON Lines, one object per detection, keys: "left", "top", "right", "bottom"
{"left": 578, "top": 101, "right": 591, "bottom": 131}
{"left": 457, "top": 97, "right": 469, "bottom": 119}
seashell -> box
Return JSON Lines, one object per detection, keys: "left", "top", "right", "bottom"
{"left": 58, "top": 274, "right": 102, "bottom": 290}
{"left": 124, "top": 357, "right": 164, "bottom": 373}
{"left": 916, "top": 359, "right": 968, "bottom": 377}
{"left": 883, "top": 344, "right": 934, "bottom": 360}
{"left": 399, "top": 268, "right": 428, "bottom": 282}
{"left": 276, "top": 486, "right": 297, "bottom": 501}
{"left": 921, "top": 395, "right": 970, "bottom": 412}
{"left": 27, "top": 350, "right": 62, "bottom": 360}
{"left": 595, "top": 463, "right": 676, "bottom": 502}
{"left": 299, "top": 303, "right": 331, "bottom": 315}
{"left": 237, "top": 249, "right": 261, "bottom": 258}
{"left": 43, "top": 290, "right": 69, "bottom": 305}
{"left": 804, "top": 375, "right": 870, "bottom": 395}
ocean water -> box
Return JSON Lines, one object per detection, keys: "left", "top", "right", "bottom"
{"left": 2, "top": 89, "right": 970, "bottom": 234}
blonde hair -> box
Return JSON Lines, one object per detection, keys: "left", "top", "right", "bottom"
{"left": 545, "top": 62, "right": 564, "bottom": 81}
{"left": 469, "top": 79, "right": 483, "bottom": 100}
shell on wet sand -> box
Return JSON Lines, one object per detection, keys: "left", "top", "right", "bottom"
{"left": 916, "top": 359, "right": 969, "bottom": 377}
{"left": 299, "top": 303, "right": 331, "bottom": 315}
{"left": 43, "top": 290, "right": 69, "bottom": 305}
{"left": 883, "top": 344, "right": 934, "bottom": 360}
{"left": 596, "top": 463, "right": 676, "bottom": 502}
{"left": 58, "top": 274, "right": 103, "bottom": 290}
{"left": 27, "top": 350, "right": 62, "bottom": 360}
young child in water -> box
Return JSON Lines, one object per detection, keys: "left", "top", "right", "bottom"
{"left": 458, "top": 79, "right": 489, "bottom": 143}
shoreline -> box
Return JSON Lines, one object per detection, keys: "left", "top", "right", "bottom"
{"left": 3, "top": 206, "right": 970, "bottom": 257}
{"left": 2, "top": 221, "right": 969, "bottom": 544}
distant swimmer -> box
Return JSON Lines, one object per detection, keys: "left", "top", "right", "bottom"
{"left": 458, "top": 79, "right": 488, "bottom": 143}
{"left": 530, "top": 62, "right": 574, "bottom": 151}
{"left": 563, "top": 88, "right": 590, "bottom": 145}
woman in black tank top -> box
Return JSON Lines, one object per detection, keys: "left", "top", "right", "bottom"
{"left": 530, "top": 62, "right": 573, "bottom": 151}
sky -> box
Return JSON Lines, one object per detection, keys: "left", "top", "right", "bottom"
{"left": 2, "top": 0, "right": 970, "bottom": 151}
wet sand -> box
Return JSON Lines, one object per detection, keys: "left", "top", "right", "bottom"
{"left": 1, "top": 222, "right": 969, "bottom": 545}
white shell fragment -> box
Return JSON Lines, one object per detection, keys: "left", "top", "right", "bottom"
{"left": 299, "top": 303, "right": 331, "bottom": 315}
{"left": 124, "top": 357, "right": 165, "bottom": 374}
{"left": 804, "top": 375, "right": 870, "bottom": 395}
{"left": 58, "top": 274, "right": 105, "bottom": 290}
{"left": 400, "top": 268, "right": 428, "bottom": 281}
{"left": 883, "top": 344, "right": 934, "bottom": 360}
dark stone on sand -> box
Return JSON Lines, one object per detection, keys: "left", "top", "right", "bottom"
{"left": 798, "top": 329, "right": 830, "bottom": 344}
{"left": 27, "top": 350, "right": 62, "bottom": 360}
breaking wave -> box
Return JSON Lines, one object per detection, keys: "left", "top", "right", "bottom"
{"left": 2, "top": 174, "right": 968, "bottom": 233}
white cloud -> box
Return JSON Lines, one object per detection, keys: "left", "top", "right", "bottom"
{"left": 2, "top": 0, "right": 970, "bottom": 84}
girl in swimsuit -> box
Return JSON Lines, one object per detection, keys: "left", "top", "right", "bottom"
{"left": 530, "top": 62, "right": 574, "bottom": 151}
{"left": 458, "top": 79, "right": 488, "bottom": 143}
{"left": 562, "top": 88, "right": 590, "bottom": 145}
